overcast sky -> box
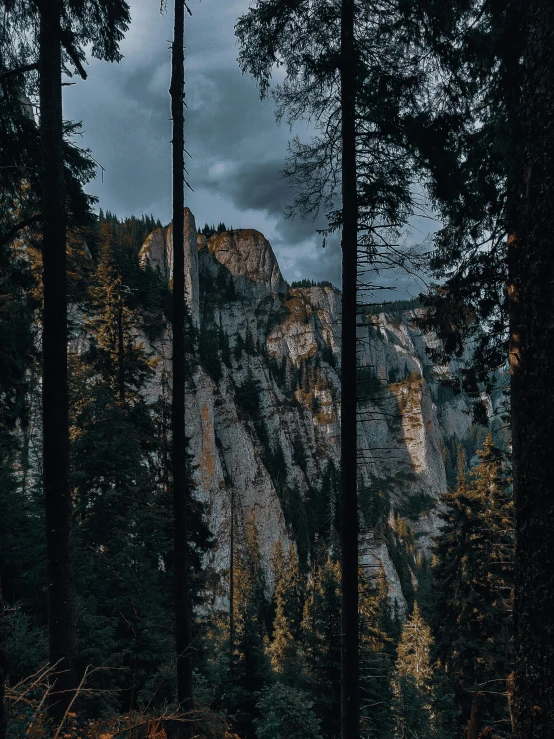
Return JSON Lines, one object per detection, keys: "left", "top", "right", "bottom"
{"left": 63, "top": 0, "right": 435, "bottom": 295}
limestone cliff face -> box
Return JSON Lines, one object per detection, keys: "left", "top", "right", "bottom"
{"left": 200, "top": 228, "right": 288, "bottom": 299}
{"left": 141, "top": 212, "right": 477, "bottom": 611}
{"left": 138, "top": 207, "right": 200, "bottom": 326}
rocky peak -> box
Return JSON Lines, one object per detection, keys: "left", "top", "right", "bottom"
{"left": 138, "top": 207, "right": 200, "bottom": 326}
{"left": 200, "top": 228, "right": 288, "bottom": 299}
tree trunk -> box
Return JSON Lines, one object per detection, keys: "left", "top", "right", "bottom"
{"left": 117, "top": 288, "right": 125, "bottom": 403}
{"left": 340, "top": 0, "right": 359, "bottom": 737}
{"left": 466, "top": 692, "right": 484, "bottom": 739}
{"left": 510, "top": 2, "right": 554, "bottom": 737}
{"left": 39, "top": 0, "right": 78, "bottom": 721}
{"left": 0, "top": 577, "right": 8, "bottom": 739}
{"left": 229, "top": 488, "right": 235, "bottom": 657}
{"left": 170, "top": 0, "right": 194, "bottom": 717}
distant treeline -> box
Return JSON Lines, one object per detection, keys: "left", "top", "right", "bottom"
{"left": 198, "top": 222, "right": 233, "bottom": 236}
{"left": 290, "top": 278, "right": 338, "bottom": 290}
{"left": 97, "top": 209, "right": 162, "bottom": 252}
{"left": 360, "top": 297, "right": 421, "bottom": 316}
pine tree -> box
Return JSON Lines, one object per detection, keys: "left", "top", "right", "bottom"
{"left": 39, "top": 0, "right": 79, "bottom": 712}
{"left": 70, "top": 240, "right": 168, "bottom": 709}
{"left": 391, "top": 603, "right": 433, "bottom": 739}
{"left": 2, "top": 0, "right": 132, "bottom": 719}
{"left": 431, "top": 436, "right": 514, "bottom": 735}
{"left": 359, "top": 568, "right": 395, "bottom": 739}
{"left": 268, "top": 542, "right": 304, "bottom": 684}
{"left": 169, "top": 0, "right": 195, "bottom": 719}
{"left": 300, "top": 556, "right": 342, "bottom": 739}
{"left": 229, "top": 510, "right": 270, "bottom": 738}
{"left": 0, "top": 577, "right": 7, "bottom": 739}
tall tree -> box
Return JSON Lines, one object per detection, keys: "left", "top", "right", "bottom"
{"left": 431, "top": 438, "right": 513, "bottom": 735}
{"left": 300, "top": 556, "right": 342, "bottom": 739}
{"left": 12, "top": 0, "right": 131, "bottom": 720}
{"left": 236, "top": 4, "right": 427, "bottom": 730}
{"left": 70, "top": 239, "right": 168, "bottom": 711}
{"left": 383, "top": 2, "right": 554, "bottom": 733}
{"left": 0, "top": 577, "right": 7, "bottom": 739}
{"left": 510, "top": 3, "right": 554, "bottom": 736}
{"left": 391, "top": 603, "right": 433, "bottom": 739}
{"left": 230, "top": 511, "right": 270, "bottom": 739}
{"left": 267, "top": 542, "right": 304, "bottom": 684}
{"left": 170, "top": 0, "right": 194, "bottom": 715}
{"left": 38, "top": 0, "right": 78, "bottom": 715}
{"left": 339, "top": 0, "right": 359, "bottom": 735}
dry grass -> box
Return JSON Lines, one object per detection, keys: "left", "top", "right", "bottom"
{"left": 4, "top": 664, "right": 230, "bottom": 739}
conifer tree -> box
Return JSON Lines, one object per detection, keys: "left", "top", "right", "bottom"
{"left": 3, "top": 0, "right": 132, "bottom": 718}
{"left": 391, "top": 3, "right": 554, "bottom": 731}
{"left": 300, "top": 556, "right": 342, "bottom": 739}
{"left": 0, "top": 577, "right": 6, "bottom": 739}
{"left": 170, "top": 0, "right": 194, "bottom": 716}
{"left": 358, "top": 568, "right": 395, "bottom": 739}
{"left": 230, "top": 510, "right": 270, "bottom": 738}
{"left": 39, "top": 0, "right": 79, "bottom": 712}
{"left": 431, "top": 436, "right": 513, "bottom": 736}
{"left": 70, "top": 240, "right": 167, "bottom": 708}
{"left": 268, "top": 542, "right": 304, "bottom": 684}
{"left": 391, "top": 603, "right": 433, "bottom": 739}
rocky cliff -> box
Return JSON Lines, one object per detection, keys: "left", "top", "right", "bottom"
{"left": 141, "top": 209, "right": 480, "bottom": 612}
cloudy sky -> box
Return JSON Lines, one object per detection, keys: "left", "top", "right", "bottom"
{"left": 63, "top": 0, "right": 435, "bottom": 294}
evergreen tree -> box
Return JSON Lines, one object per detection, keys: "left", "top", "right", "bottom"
{"left": 70, "top": 240, "right": 167, "bottom": 709}
{"left": 359, "top": 568, "right": 395, "bottom": 739}
{"left": 229, "top": 510, "right": 270, "bottom": 738}
{"left": 267, "top": 542, "right": 304, "bottom": 684}
{"left": 170, "top": 0, "right": 195, "bottom": 718}
{"left": 391, "top": 603, "right": 433, "bottom": 739}
{"left": 431, "top": 436, "right": 514, "bottom": 736}
{"left": 0, "top": 0, "right": 132, "bottom": 718}
{"left": 300, "top": 556, "right": 342, "bottom": 739}
{"left": 254, "top": 683, "right": 323, "bottom": 739}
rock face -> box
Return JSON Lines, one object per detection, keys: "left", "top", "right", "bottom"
{"left": 141, "top": 211, "right": 478, "bottom": 612}
{"left": 139, "top": 207, "right": 200, "bottom": 326}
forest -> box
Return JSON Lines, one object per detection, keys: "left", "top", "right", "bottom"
{"left": 0, "top": 1, "right": 553, "bottom": 739}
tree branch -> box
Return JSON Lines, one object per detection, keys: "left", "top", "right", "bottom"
{"left": 0, "top": 214, "right": 41, "bottom": 248}
{"left": 30, "top": 0, "right": 88, "bottom": 80}
{"left": 0, "top": 63, "right": 39, "bottom": 82}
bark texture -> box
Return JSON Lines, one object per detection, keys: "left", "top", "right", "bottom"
{"left": 39, "top": 0, "right": 78, "bottom": 720}
{"left": 170, "top": 0, "right": 194, "bottom": 715}
{"left": 466, "top": 692, "right": 484, "bottom": 739}
{"left": 340, "top": 0, "right": 359, "bottom": 737}
{"left": 511, "top": 1, "right": 554, "bottom": 737}
{"left": 0, "top": 577, "right": 7, "bottom": 739}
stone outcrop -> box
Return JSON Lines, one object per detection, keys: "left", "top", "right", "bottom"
{"left": 139, "top": 207, "right": 200, "bottom": 326}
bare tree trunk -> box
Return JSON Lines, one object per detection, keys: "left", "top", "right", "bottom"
{"left": 466, "top": 692, "right": 484, "bottom": 739}
{"left": 0, "top": 577, "right": 8, "bottom": 739}
{"left": 229, "top": 488, "right": 235, "bottom": 657}
{"left": 340, "top": 0, "right": 359, "bottom": 737}
{"left": 510, "top": 2, "right": 554, "bottom": 737}
{"left": 117, "top": 288, "right": 125, "bottom": 403}
{"left": 170, "top": 0, "right": 194, "bottom": 718}
{"left": 39, "top": 0, "right": 78, "bottom": 721}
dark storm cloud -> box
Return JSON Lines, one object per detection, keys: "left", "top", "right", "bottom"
{"left": 202, "top": 159, "right": 291, "bottom": 213}
{"left": 197, "top": 155, "right": 331, "bottom": 246}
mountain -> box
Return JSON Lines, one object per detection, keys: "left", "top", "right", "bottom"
{"left": 137, "top": 208, "right": 485, "bottom": 613}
